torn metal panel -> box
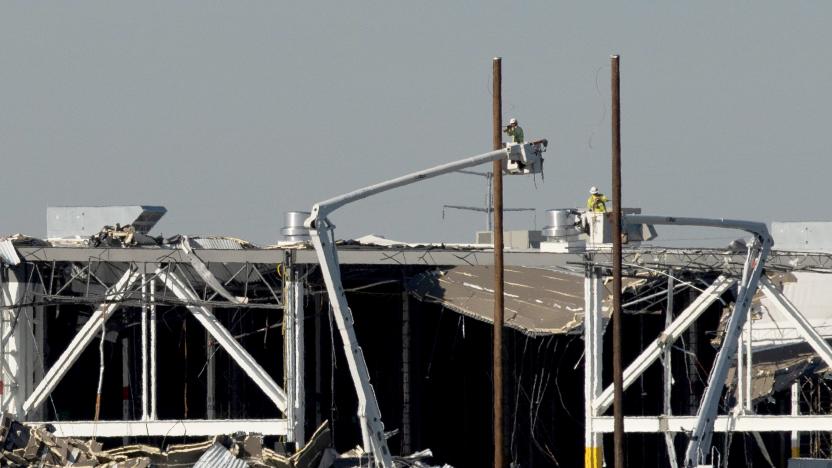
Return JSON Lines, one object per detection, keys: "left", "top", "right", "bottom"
{"left": 291, "top": 420, "right": 331, "bottom": 468}
{"left": 181, "top": 237, "right": 248, "bottom": 304}
{"left": 407, "top": 266, "right": 635, "bottom": 336}
{"left": 191, "top": 236, "right": 251, "bottom": 250}
{"left": 193, "top": 443, "right": 250, "bottom": 468}
{"left": 0, "top": 239, "right": 21, "bottom": 266}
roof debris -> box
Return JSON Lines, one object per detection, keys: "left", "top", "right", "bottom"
{"left": 0, "top": 414, "right": 332, "bottom": 468}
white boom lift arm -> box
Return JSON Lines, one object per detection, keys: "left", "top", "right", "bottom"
{"left": 304, "top": 141, "right": 547, "bottom": 467}
{"left": 624, "top": 215, "right": 773, "bottom": 468}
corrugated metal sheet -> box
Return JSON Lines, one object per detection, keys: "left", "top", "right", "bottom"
{"left": 0, "top": 239, "right": 21, "bottom": 265}
{"left": 193, "top": 443, "right": 249, "bottom": 468}
{"left": 408, "top": 266, "right": 622, "bottom": 336}
{"left": 192, "top": 236, "right": 249, "bottom": 250}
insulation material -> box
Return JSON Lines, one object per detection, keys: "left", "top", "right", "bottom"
{"left": 723, "top": 272, "right": 832, "bottom": 401}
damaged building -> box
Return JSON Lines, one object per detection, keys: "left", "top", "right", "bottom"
{"left": 2, "top": 205, "right": 832, "bottom": 467}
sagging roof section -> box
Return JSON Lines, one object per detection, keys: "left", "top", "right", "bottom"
{"left": 408, "top": 265, "right": 625, "bottom": 336}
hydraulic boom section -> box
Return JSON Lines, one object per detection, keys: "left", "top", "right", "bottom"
{"left": 305, "top": 141, "right": 547, "bottom": 467}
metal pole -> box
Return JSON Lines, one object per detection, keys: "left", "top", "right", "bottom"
{"left": 610, "top": 54, "right": 625, "bottom": 468}
{"left": 150, "top": 277, "right": 157, "bottom": 420}
{"left": 492, "top": 56, "right": 505, "bottom": 468}
{"left": 141, "top": 273, "right": 149, "bottom": 420}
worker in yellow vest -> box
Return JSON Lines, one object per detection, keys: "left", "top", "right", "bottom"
{"left": 586, "top": 186, "right": 609, "bottom": 213}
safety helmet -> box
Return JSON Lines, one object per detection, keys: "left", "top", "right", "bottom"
{"left": 590, "top": 186, "right": 599, "bottom": 195}
{"left": 509, "top": 118, "right": 517, "bottom": 125}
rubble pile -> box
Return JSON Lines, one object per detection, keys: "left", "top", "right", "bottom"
{"left": 0, "top": 414, "right": 331, "bottom": 468}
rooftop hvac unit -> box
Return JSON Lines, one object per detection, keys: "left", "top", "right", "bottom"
{"left": 46, "top": 206, "right": 166, "bottom": 239}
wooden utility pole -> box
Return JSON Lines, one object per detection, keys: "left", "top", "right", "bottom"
{"left": 492, "top": 56, "right": 505, "bottom": 468}
{"left": 611, "top": 54, "right": 625, "bottom": 468}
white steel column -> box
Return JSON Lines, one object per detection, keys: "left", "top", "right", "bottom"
{"left": 663, "top": 273, "right": 678, "bottom": 468}
{"left": 737, "top": 324, "right": 745, "bottom": 412}
{"left": 791, "top": 381, "right": 800, "bottom": 458}
{"left": 284, "top": 266, "right": 296, "bottom": 443}
{"left": 584, "top": 267, "right": 604, "bottom": 468}
{"left": 744, "top": 308, "right": 753, "bottom": 412}
{"left": 284, "top": 262, "right": 305, "bottom": 446}
{"left": 0, "top": 266, "right": 32, "bottom": 417}
{"left": 293, "top": 270, "right": 305, "bottom": 446}
{"left": 150, "top": 277, "right": 157, "bottom": 420}
{"left": 140, "top": 274, "right": 149, "bottom": 420}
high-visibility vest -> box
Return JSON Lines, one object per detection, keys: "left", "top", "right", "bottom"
{"left": 587, "top": 194, "right": 608, "bottom": 213}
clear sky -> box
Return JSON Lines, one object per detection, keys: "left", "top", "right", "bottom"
{"left": 2, "top": 2, "right": 830, "bottom": 245}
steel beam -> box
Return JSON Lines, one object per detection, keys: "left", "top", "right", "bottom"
{"left": 140, "top": 274, "right": 149, "bottom": 421}
{"left": 593, "top": 415, "right": 832, "bottom": 433}
{"left": 157, "top": 271, "right": 287, "bottom": 413}
{"left": 149, "top": 277, "right": 158, "bottom": 420}
{"left": 22, "top": 268, "right": 139, "bottom": 416}
{"left": 593, "top": 275, "right": 735, "bottom": 413}
{"left": 37, "top": 418, "right": 288, "bottom": 438}
{"left": 17, "top": 246, "right": 832, "bottom": 274}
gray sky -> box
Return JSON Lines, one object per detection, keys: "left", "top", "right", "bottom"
{"left": 3, "top": 2, "right": 830, "bottom": 245}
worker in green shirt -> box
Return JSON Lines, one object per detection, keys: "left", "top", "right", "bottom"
{"left": 504, "top": 118, "right": 524, "bottom": 143}
{"left": 586, "top": 186, "right": 609, "bottom": 213}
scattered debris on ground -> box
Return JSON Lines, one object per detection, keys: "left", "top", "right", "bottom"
{"left": 0, "top": 415, "right": 449, "bottom": 467}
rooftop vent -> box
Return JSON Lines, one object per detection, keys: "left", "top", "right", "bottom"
{"left": 281, "top": 211, "right": 311, "bottom": 242}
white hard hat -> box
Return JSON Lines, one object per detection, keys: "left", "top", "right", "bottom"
{"left": 509, "top": 118, "right": 517, "bottom": 125}
{"left": 590, "top": 186, "right": 599, "bottom": 194}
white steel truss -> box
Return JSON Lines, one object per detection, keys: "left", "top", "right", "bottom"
{"left": 5, "top": 261, "right": 295, "bottom": 439}
{"left": 23, "top": 268, "right": 140, "bottom": 416}
{"left": 592, "top": 275, "right": 736, "bottom": 414}
{"left": 158, "top": 270, "right": 288, "bottom": 413}
{"left": 582, "top": 237, "right": 832, "bottom": 465}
